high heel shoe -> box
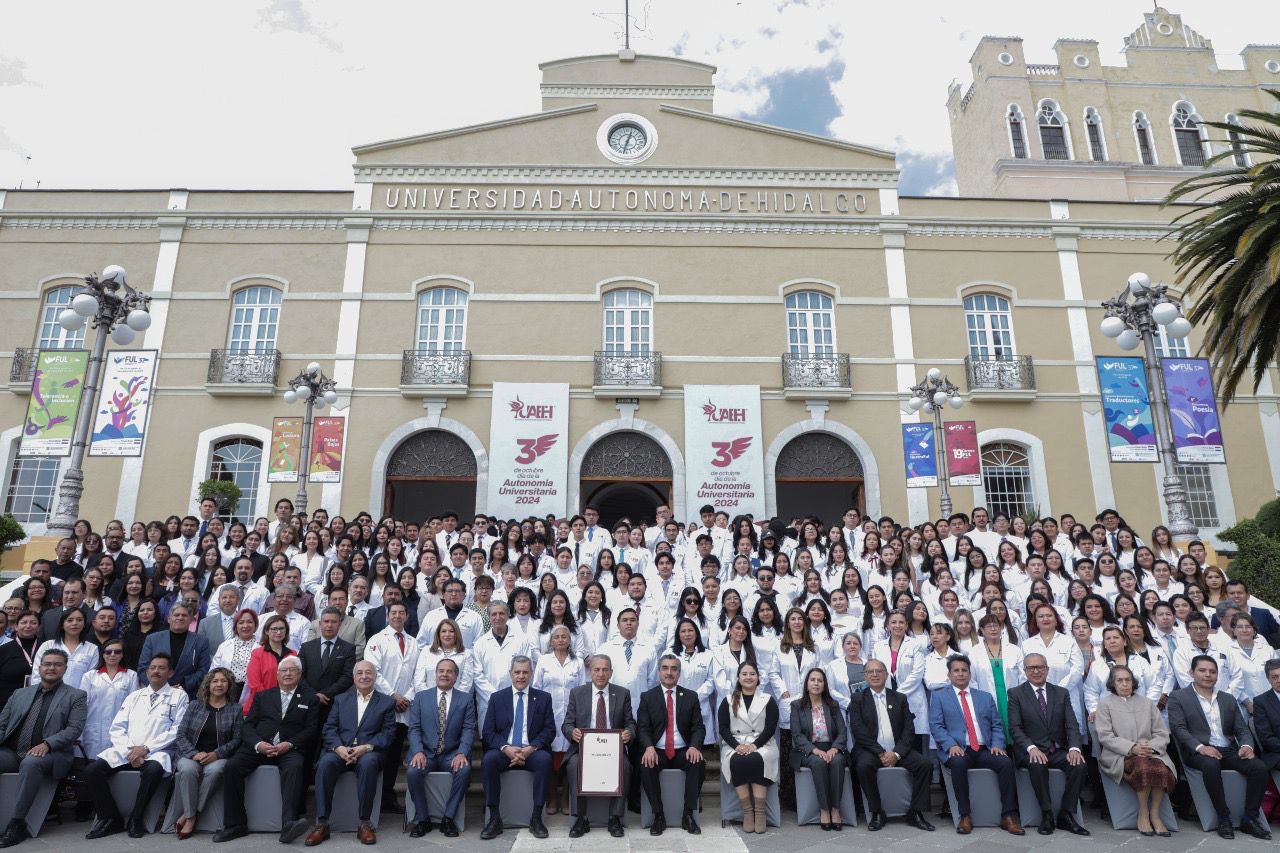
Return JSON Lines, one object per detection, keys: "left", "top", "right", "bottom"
{"left": 820, "top": 821, "right": 832, "bottom": 831}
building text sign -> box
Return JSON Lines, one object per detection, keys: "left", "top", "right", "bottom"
{"left": 381, "top": 186, "right": 870, "bottom": 215}
{"left": 683, "top": 385, "right": 766, "bottom": 518}
{"left": 487, "top": 382, "right": 570, "bottom": 518}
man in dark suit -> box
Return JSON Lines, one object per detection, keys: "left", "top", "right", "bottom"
{"left": 564, "top": 653, "right": 637, "bottom": 839}
{"left": 136, "top": 603, "right": 210, "bottom": 697}
{"left": 0, "top": 648, "right": 88, "bottom": 848}
{"left": 1254, "top": 660, "right": 1280, "bottom": 772}
{"left": 1168, "top": 654, "right": 1272, "bottom": 840}
{"left": 479, "top": 655, "right": 554, "bottom": 840}
{"left": 849, "top": 658, "right": 934, "bottom": 832}
{"left": 1223, "top": 580, "right": 1280, "bottom": 646}
{"left": 300, "top": 609, "right": 357, "bottom": 719}
{"left": 406, "top": 658, "right": 476, "bottom": 837}
{"left": 1006, "top": 653, "right": 1089, "bottom": 835}
{"left": 37, "top": 578, "right": 92, "bottom": 643}
{"left": 362, "top": 585, "right": 419, "bottom": 639}
{"left": 635, "top": 654, "right": 705, "bottom": 836}
{"left": 303, "top": 661, "right": 396, "bottom": 847}
{"left": 927, "top": 654, "right": 1023, "bottom": 836}
{"left": 213, "top": 656, "right": 321, "bottom": 844}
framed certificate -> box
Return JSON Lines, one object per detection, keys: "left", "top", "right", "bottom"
{"left": 576, "top": 728, "right": 624, "bottom": 797}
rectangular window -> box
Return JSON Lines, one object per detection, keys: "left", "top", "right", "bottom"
{"left": 1040, "top": 126, "right": 1069, "bottom": 160}
{"left": 1088, "top": 123, "right": 1106, "bottom": 161}
{"left": 1175, "top": 463, "right": 1219, "bottom": 528}
{"left": 1176, "top": 129, "right": 1205, "bottom": 166}
{"left": 4, "top": 457, "right": 58, "bottom": 525}
{"left": 1137, "top": 129, "right": 1155, "bottom": 165}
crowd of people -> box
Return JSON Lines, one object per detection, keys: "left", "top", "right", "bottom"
{"left": 0, "top": 495, "right": 1277, "bottom": 847}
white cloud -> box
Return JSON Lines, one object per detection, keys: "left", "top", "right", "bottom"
{"left": 258, "top": 0, "right": 342, "bottom": 52}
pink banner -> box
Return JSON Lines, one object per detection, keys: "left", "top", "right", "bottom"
{"left": 944, "top": 420, "right": 980, "bottom": 486}
{"left": 308, "top": 416, "right": 345, "bottom": 483}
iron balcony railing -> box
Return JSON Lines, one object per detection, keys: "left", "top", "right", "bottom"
{"left": 207, "top": 349, "right": 280, "bottom": 385}
{"left": 782, "top": 352, "right": 851, "bottom": 389}
{"left": 8, "top": 347, "right": 38, "bottom": 386}
{"left": 964, "top": 354, "right": 1036, "bottom": 391}
{"left": 594, "top": 351, "right": 661, "bottom": 386}
{"left": 400, "top": 350, "right": 471, "bottom": 386}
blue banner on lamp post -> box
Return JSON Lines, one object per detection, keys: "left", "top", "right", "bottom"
{"left": 901, "top": 422, "right": 938, "bottom": 487}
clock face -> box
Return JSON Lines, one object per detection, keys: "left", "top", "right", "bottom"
{"left": 608, "top": 123, "right": 647, "bottom": 155}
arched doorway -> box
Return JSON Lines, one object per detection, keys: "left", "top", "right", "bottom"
{"left": 774, "top": 432, "right": 864, "bottom": 524}
{"left": 580, "top": 431, "right": 672, "bottom": 529}
{"left": 384, "top": 430, "right": 477, "bottom": 521}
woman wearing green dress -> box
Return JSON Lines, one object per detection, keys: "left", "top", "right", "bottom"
{"left": 970, "top": 613, "right": 1025, "bottom": 734}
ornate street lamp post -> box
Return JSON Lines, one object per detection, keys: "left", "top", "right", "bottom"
{"left": 1099, "top": 272, "right": 1196, "bottom": 539}
{"left": 906, "top": 367, "right": 965, "bottom": 517}
{"left": 47, "top": 266, "right": 152, "bottom": 538}
{"left": 282, "top": 362, "right": 338, "bottom": 517}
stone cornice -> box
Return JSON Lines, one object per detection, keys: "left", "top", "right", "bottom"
{"left": 352, "top": 164, "right": 900, "bottom": 187}
{"left": 539, "top": 84, "right": 713, "bottom": 99}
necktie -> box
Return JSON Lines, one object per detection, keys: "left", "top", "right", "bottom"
{"left": 959, "top": 690, "right": 980, "bottom": 751}
{"left": 15, "top": 689, "right": 48, "bottom": 754}
{"left": 574, "top": 542, "right": 580, "bottom": 564}
{"left": 512, "top": 692, "right": 525, "bottom": 746}
{"left": 665, "top": 689, "right": 676, "bottom": 759}
{"left": 588, "top": 529, "right": 594, "bottom": 541}
{"left": 437, "top": 691, "right": 447, "bottom": 753}
{"left": 321, "top": 640, "right": 332, "bottom": 669}
{"left": 596, "top": 690, "right": 607, "bottom": 728}
{"left": 1037, "top": 687, "right": 1048, "bottom": 720}
{"left": 1165, "top": 634, "right": 1177, "bottom": 659}
{"left": 150, "top": 691, "right": 160, "bottom": 709}
{"left": 348, "top": 605, "right": 356, "bottom": 617}
{"left": 397, "top": 632, "right": 405, "bottom": 655}
{"left": 624, "top": 640, "right": 634, "bottom": 664}
{"left": 875, "top": 692, "right": 894, "bottom": 753}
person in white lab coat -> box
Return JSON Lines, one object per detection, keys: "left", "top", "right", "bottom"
{"left": 530, "top": 625, "right": 585, "bottom": 813}
{"left": 595, "top": 608, "right": 659, "bottom": 711}
{"left": 671, "top": 617, "right": 718, "bottom": 746}
{"left": 78, "top": 639, "right": 135, "bottom": 768}
{"left": 83, "top": 653, "right": 188, "bottom": 839}
{"left": 362, "top": 601, "right": 418, "bottom": 811}
{"left": 869, "top": 611, "right": 929, "bottom": 743}
{"left": 419, "top": 580, "right": 485, "bottom": 649}
{"left": 469, "top": 601, "right": 535, "bottom": 727}
{"left": 411, "top": 618, "right": 474, "bottom": 693}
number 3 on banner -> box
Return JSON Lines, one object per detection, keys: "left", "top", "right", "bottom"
{"left": 710, "top": 437, "right": 752, "bottom": 468}
{"left": 514, "top": 433, "right": 558, "bottom": 464}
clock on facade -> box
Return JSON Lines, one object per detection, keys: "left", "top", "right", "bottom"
{"left": 597, "top": 113, "right": 658, "bottom": 164}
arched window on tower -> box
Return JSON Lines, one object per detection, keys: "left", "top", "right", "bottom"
{"left": 1085, "top": 107, "right": 1107, "bottom": 162}
{"left": 1134, "top": 111, "right": 1156, "bottom": 165}
{"left": 1225, "top": 114, "right": 1250, "bottom": 168}
{"left": 1037, "top": 100, "right": 1071, "bottom": 160}
{"left": 1007, "top": 105, "right": 1028, "bottom": 159}
{"left": 1172, "top": 101, "right": 1207, "bottom": 167}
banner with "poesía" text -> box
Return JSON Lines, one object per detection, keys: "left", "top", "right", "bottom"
{"left": 684, "top": 385, "right": 766, "bottom": 518}
{"left": 487, "top": 382, "right": 569, "bottom": 519}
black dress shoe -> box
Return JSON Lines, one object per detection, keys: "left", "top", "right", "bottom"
{"left": 867, "top": 811, "right": 886, "bottom": 831}
{"left": 1038, "top": 810, "right": 1055, "bottom": 835}
{"left": 480, "top": 817, "right": 503, "bottom": 840}
{"left": 419, "top": 818, "right": 433, "bottom": 833}
{"left": 281, "top": 818, "right": 310, "bottom": 844}
{"left": 85, "top": 818, "right": 125, "bottom": 840}
{"left": 569, "top": 816, "right": 591, "bottom": 838}
{"left": 682, "top": 812, "right": 700, "bottom": 834}
{"left": 1217, "top": 818, "right": 1235, "bottom": 840}
{"left": 408, "top": 822, "right": 428, "bottom": 838}
{"left": 907, "top": 811, "right": 935, "bottom": 831}
{"left": 127, "top": 818, "right": 146, "bottom": 839}
{"left": 1240, "top": 817, "right": 1272, "bottom": 840}
{"left": 441, "top": 818, "right": 459, "bottom": 838}
{"left": 608, "top": 817, "right": 624, "bottom": 838}
{"left": 528, "top": 815, "right": 548, "bottom": 839}
{"left": 1057, "top": 812, "right": 1090, "bottom": 836}
{"left": 213, "top": 824, "right": 249, "bottom": 843}
{"left": 650, "top": 813, "right": 666, "bottom": 836}
{"left": 0, "top": 820, "right": 29, "bottom": 849}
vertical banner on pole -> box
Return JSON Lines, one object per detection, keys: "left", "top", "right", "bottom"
{"left": 19, "top": 350, "right": 90, "bottom": 457}
{"left": 901, "top": 423, "right": 938, "bottom": 488}
{"left": 1096, "top": 356, "right": 1158, "bottom": 462}
{"left": 944, "top": 420, "right": 981, "bottom": 486}
{"left": 487, "top": 382, "right": 570, "bottom": 518}
{"left": 268, "top": 417, "right": 304, "bottom": 482}
{"left": 1161, "top": 357, "right": 1225, "bottom": 463}
{"left": 683, "top": 385, "right": 766, "bottom": 518}
{"left": 88, "top": 350, "right": 157, "bottom": 457}
{"left": 307, "top": 416, "right": 346, "bottom": 483}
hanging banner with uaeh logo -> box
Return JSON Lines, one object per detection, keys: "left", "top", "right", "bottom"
{"left": 944, "top": 420, "right": 981, "bottom": 486}
{"left": 683, "top": 385, "right": 766, "bottom": 518}
{"left": 308, "top": 416, "right": 346, "bottom": 482}
{"left": 268, "top": 417, "right": 304, "bottom": 482}
{"left": 89, "top": 350, "right": 157, "bottom": 457}
{"left": 487, "top": 382, "right": 570, "bottom": 518}
{"left": 1161, "top": 358, "right": 1225, "bottom": 463}
{"left": 19, "top": 350, "right": 89, "bottom": 457}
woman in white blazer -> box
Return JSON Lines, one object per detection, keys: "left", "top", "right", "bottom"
{"left": 870, "top": 611, "right": 928, "bottom": 739}
{"left": 824, "top": 631, "right": 868, "bottom": 719}
{"left": 672, "top": 618, "right": 718, "bottom": 745}
{"left": 967, "top": 613, "right": 1026, "bottom": 737}
{"left": 718, "top": 660, "right": 780, "bottom": 835}
{"left": 1021, "top": 602, "right": 1086, "bottom": 731}
{"left": 78, "top": 639, "right": 135, "bottom": 761}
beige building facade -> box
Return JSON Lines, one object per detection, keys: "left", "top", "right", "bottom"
{"left": 3, "top": 11, "right": 1279, "bottom": 546}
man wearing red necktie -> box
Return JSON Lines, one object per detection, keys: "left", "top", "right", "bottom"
{"left": 927, "top": 655, "right": 1023, "bottom": 836}
{"left": 636, "top": 655, "right": 706, "bottom": 836}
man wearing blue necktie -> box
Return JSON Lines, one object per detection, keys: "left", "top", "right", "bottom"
{"left": 479, "top": 656, "right": 554, "bottom": 840}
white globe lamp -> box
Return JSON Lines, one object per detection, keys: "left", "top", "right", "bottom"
{"left": 58, "top": 309, "right": 85, "bottom": 331}
{"left": 1116, "top": 329, "right": 1141, "bottom": 351}
{"left": 1100, "top": 316, "right": 1126, "bottom": 338}
{"left": 126, "top": 309, "right": 152, "bottom": 331}
{"left": 110, "top": 324, "right": 135, "bottom": 346}
{"left": 71, "top": 292, "right": 98, "bottom": 317}
{"left": 1152, "top": 302, "right": 1180, "bottom": 326}
{"left": 1127, "top": 272, "right": 1151, "bottom": 294}
{"left": 1165, "top": 317, "right": 1192, "bottom": 339}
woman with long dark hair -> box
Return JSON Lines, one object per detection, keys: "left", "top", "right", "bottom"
{"left": 574, "top": 581, "right": 610, "bottom": 650}
{"left": 789, "top": 667, "right": 846, "bottom": 830}
{"left": 719, "top": 661, "right": 779, "bottom": 834}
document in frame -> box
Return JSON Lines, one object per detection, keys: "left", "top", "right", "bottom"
{"left": 576, "top": 728, "right": 624, "bottom": 797}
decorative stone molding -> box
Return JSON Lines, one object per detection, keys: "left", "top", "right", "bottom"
{"left": 353, "top": 164, "right": 900, "bottom": 187}
{"left": 540, "top": 84, "right": 715, "bottom": 100}
{"left": 567, "top": 418, "right": 686, "bottom": 520}
{"left": 763, "top": 421, "right": 881, "bottom": 518}
{"left": 368, "top": 416, "right": 489, "bottom": 518}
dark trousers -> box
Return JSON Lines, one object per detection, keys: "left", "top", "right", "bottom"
{"left": 855, "top": 748, "right": 932, "bottom": 814}
{"left": 0, "top": 748, "right": 71, "bottom": 820}
{"left": 83, "top": 758, "right": 165, "bottom": 823}
{"left": 795, "top": 751, "right": 846, "bottom": 812}
{"left": 1018, "top": 749, "right": 1086, "bottom": 816}
{"left": 1182, "top": 746, "right": 1269, "bottom": 820}
{"left": 379, "top": 723, "right": 407, "bottom": 800}
{"left": 223, "top": 749, "right": 306, "bottom": 827}
{"left": 315, "top": 751, "right": 382, "bottom": 822}
{"left": 481, "top": 748, "right": 552, "bottom": 809}
{"left": 407, "top": 755, "right": 471, "bottom": 821}
{"left": 638, "top": 750, "right": 705, "bottom": 816}
{"left": 567, "top": 753, "right": 631, "bottom": 818}
{"left": 944, "top": 747, "right": 1017, "bottom": 817}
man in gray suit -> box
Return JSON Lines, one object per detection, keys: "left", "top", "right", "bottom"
{"left": 564, "top": 654, "right": 636, "bottom": 839}
{"left": 0, "top": 648, "right": 88, "bottom": 847}
{"left": 199, "top": 585, "right": 243, "bottom": 648}
{"left": 1168, "top": 653, "right": 1272, "bottom": 840}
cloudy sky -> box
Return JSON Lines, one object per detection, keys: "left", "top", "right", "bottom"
{"left": 0, "top": 0, "right": 1265, "bottom": 196}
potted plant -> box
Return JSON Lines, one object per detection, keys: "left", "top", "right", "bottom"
{"left": 197, "top": 479, "right": 242, "bottom": 515}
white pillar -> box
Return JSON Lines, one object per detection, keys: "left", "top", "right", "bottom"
{"left": 882, "top": 222, "right": 930, "bottom": 524}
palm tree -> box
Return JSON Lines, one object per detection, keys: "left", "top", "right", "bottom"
{"left": 1165, "top": 89, "right": 1280, "bottom": 404}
